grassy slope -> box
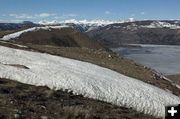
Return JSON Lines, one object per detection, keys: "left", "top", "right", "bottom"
{"left": 0, "top": 78, "right": 157, "bottom": 119}
{"left": 14, "top": 28, "right": 104, "bottom": 50}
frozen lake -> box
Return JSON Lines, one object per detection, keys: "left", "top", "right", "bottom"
{"left": 111, "top": 44, "right": 180, "bottom": 75}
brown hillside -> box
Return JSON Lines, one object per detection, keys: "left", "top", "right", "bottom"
{"left": 13, "top": 28, "right": 104, "bottom": 50}
{"left": 167, "top": 74, "right": 180, "bottom": 85}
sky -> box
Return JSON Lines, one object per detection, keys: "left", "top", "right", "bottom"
{"left": 0, "top": 0, "right": 180, "bottom": 23}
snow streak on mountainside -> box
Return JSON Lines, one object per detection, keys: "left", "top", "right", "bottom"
{"left": 0, "top": 26, "right": 68, "bottom": 40}
{"left": 0, "top": 46, "right": 179, "bottom": 117}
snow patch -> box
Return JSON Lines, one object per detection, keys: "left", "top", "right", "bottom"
{"left": 0, "top": 46, "right": 179, "bottom": 118}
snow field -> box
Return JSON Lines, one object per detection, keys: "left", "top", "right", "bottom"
{"left": 0, "top": 46, "right": 179, "bottom": 117}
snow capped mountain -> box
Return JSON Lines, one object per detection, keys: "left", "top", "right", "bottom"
{"left": 38, "top": 19, "right": 180, "bottom": 32}
{"left": 87, "top": 20, "right": 180, "bottom": 47}
{"left": 64, "top": 19, "right": 124, "bottom": 26}
{"left": 141, "top": 21, "right": 180, "bottom": 29}
{"left": 2, "top": 20, "right": 180, "bottom": 42}
{"left": 39, "top": 19, "right": 124, "bottom": 26}
{"left": 1, "top": 20, "right": 180, "bottom": 33}
{"left": 104, "top": 21, "right": 180, "bottom": 30}
{"left": 0, "top": 46, "right": 179, "bottom": 118}
{"left": 38, "top": 19, "right": 125, "bottom": 32}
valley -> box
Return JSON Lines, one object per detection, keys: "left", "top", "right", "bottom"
{"left": 111, "top": 44, "right": 180, "bottom": 75}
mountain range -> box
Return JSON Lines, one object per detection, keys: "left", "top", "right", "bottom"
{"left": 87, "top": 20, "right": 180, "bottom": 47}
{"left": 1, "top": 20, "right": 180, "bottom": 48}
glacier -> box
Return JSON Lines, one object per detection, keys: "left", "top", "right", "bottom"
{"left": 0, "top": 46, "right": 179, "bottom": 118}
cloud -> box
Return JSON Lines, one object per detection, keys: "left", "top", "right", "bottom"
{"left": 105, "top": 11, "right": 111, "bottom": 15}
{"left": 38, "top": 13, "right": 55, "bottom": 17}
{"left": 54, "top": 16, "right": 63, "bottom": 19}
{"left": 141, "top": 12, "right": 145, "bottom": 15}
{"left": 34, "top": 13, "right": 56, "bottom": 18}
{"left": 9, "top": 13, "right": 57, "bottom": 20}
{"left": 7, "top": 12, "right": 78, "bottom": 21}
{"left": 9, "top": 14, "right": 33, "bottom": 19}
{"left": 105, "top": 11, "right": 116, "bottom": 15}
{"left": 62, "top": 13, "right": 78, "bottom": 18}
{"left": 0, "top": 19, "right": 24, "bottom": 23}
{"left": 54, "top": 13, "right": 78, "bottom": 19}
{"left": 131, "top": 14, "right": 135, "bottom": 17}
{"left": 10, "top": 19, "right": 24, "bottom": 23}
{"left": 66, "top": 14, "right": 77, "bottom": 17}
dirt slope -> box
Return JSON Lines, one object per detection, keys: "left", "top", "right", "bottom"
{"left": 11, "top": 28, "right": 104, "bottom": 50}
{"left": 167, "top": 75, "right": 180, "bottom": 85}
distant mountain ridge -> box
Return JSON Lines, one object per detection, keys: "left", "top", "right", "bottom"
{"left": 87, "top": 20, "right": 180, "bottom": 47}
{"left": 38, "top": 19, "right": 180, "bottom": 32}
{"left": 1, "top": 20, "right": 180, "bottom": 31}
{"left": 1, "top": 20, "right": 180, "bottom": 47}
{"left": 38, "top": 19, "right": 126, "bottom": 32}
{"left": 0, "top": 20, "right": 117, "bottom": 32}
{"left": 0, "top": 21, "right": 39, "bottom": 30}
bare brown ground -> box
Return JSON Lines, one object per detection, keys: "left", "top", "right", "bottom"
{"left": 0, "top": 78, "right": 158, "bottom": 119}
{"left": 167, "top": 74, "right": 180, "bottom": 85}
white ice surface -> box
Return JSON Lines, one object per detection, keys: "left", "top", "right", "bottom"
{"left": 0, "top": 25, "right": 68, "bottom": 40}
{"left": 0, "top": 46, "right": 179, "bottom": 117}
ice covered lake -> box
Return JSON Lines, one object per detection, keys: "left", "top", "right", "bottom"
{"left": 111, "top": 44, "right": 180, "bottom": 75}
